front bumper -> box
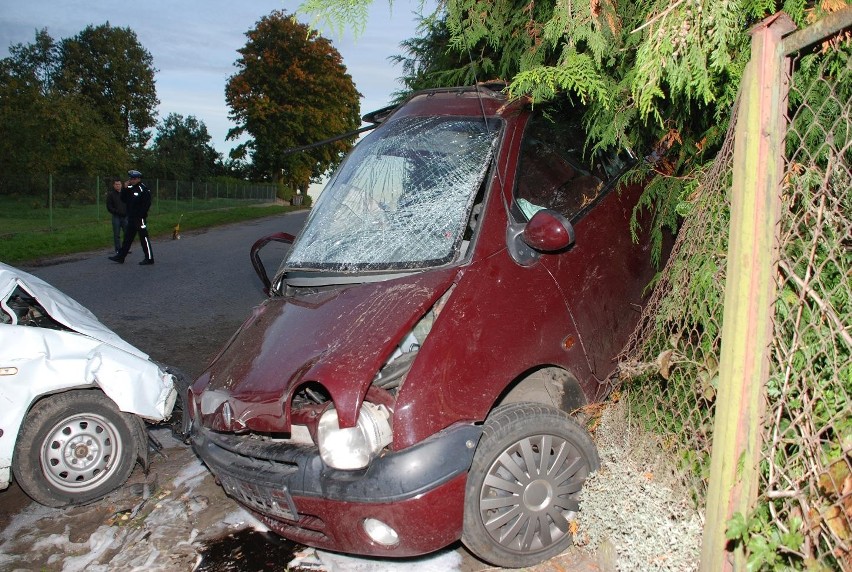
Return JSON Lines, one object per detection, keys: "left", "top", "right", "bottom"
{"left": 191, "top": 422, "right": 482, "bottom": 557}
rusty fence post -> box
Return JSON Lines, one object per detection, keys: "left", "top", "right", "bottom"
{"left": 699, "top": 12, "right": 796, "bottom": 572}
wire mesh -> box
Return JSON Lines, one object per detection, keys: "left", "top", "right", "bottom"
{"left": 616, "top": 108, "right": 734, "bottom": 502}
{"left": 763, "top": 44, "right": 851, "bottom": 568}
{"left": 616, "top": 20, "right": 850, "bottom": 572}
{"left": 0, "top": 176, "right": 277, "bottom": 236}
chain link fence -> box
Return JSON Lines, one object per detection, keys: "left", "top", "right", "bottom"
{"left": 616, "top": 11, "right": 850, "bottom": 570}
{"left": 616, "top": 116, "right": 734, "bottom": 497}
{"left": 0, "top": 174, "right": 277, "bottom": 236}
{"left": 764, "top": 37, "right": 851, "bottom": 568}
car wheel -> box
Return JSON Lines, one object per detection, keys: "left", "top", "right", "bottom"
{"left": 12, "top": 390, "right": 138, "bottom": 507}
{"left": 462, "top": 402, "right": 600, "bottom": 568}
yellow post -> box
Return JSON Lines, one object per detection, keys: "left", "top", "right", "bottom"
{"left": 699, "top": 12, "right": 795, "bottom": 572}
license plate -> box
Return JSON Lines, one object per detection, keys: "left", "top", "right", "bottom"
{"left": 218, "top": 474, "right": 298, "bottom": 521}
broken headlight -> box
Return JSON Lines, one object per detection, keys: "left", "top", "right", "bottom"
{"left": 317, "top": 402, "right": 392, "bottom": 470}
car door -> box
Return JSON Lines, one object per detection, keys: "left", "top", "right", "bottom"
{"left": 513, "top": 113, "right": 657, "bottom": 389}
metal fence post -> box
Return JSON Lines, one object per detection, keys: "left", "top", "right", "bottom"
{"left": 699, "top": 13, "right": 795, "bottom": 571}
{"left": 48, "top": 173, "right": 53, "bottom": 229}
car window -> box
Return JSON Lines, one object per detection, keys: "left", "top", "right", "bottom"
{"left": 285, "top": 115, "right": 501, "bottom": 273}
{"left": 514, "top": 113, "right": 628, "bottom": 221}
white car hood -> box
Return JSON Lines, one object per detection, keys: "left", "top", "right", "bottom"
{"left": 0, "top": 263, "right": 147, "bottom": 359}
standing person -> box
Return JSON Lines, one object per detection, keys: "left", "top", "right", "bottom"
{"left": 109, "top": 170, "right": 154, "bottom": 265}
{"left": 105, "top": 178, "right": 127, "bottom": 254}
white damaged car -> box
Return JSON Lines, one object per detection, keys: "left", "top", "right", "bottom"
{"left": 0, "top": 262, "right": 182, "bottom": 507}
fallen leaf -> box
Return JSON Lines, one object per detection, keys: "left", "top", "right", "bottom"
{"left": 657, "top": 349, "right": 674, "bottom": 379}
{"left": 824, "top": 503, "right": 851, "bottom": 541}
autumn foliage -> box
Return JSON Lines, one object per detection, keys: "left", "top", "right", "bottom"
{"left": 226, "top": 11, "right": 362, "bottom": 192}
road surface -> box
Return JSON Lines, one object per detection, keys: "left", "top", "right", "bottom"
{"left": 22, "top": 210, "right": 309, "bottom": 379}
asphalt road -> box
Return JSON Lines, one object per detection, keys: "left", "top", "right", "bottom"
{"left": 20, "top": 209, "right": 310, "bottom": 379}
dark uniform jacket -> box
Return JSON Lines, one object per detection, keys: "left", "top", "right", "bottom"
{"left": 121, "top": 182, "right": 152, "bottom": 220}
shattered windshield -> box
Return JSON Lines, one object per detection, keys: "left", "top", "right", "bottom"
{"left": 285, "top": 115, "right": 501, "bottom": 273}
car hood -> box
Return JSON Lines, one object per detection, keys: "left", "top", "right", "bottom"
{"left": 194, "top": 268, "right": 458, "bottom": 433}
{"left": 0, "top": 263, "right": 148, "bottom": 359}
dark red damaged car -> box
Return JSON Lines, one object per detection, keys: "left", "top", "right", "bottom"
{"left": 189, "top": 83, "right": 659, "bottom": 568}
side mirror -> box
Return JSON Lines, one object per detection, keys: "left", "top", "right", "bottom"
{"left": 250, "top": 232, "right": 296, "bottom": 294}
{"left": 523, "top": 209, "right": 575, "bottom": 251}
{"left": 506, "top": 209, "right": 575, "bottom": 266}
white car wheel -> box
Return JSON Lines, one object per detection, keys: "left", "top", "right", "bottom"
{"left": 13, "top": 390, "right": 138, "bottom": 507}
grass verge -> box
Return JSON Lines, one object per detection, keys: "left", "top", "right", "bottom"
{"left": 0, "top": 203, "right": 299, "bottom": 265}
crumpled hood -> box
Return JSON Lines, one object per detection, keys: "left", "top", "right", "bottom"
{"left": 0, "top": 262, "right": 147, "bottom": 359}
{"left": 194, "top": 268, "right": 458, "bottom": 433}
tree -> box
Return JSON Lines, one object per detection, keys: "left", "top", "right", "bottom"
{"left": 0, "top": 28, "right": 60, "bottom": 96}
{"left": 216, "top": 156, "right": 252, "bottom": 180}
{"left": 438, "top": 0, "right": 846, "bottom": 255}
{"left": 0, "top": 91, "right": 128, "bottom": 189}
{"left": 389, "top": 16, "right": 484, "bottom": 98}
{"left": 225, "top": 11, "right": 361, "bottom": 191}
{"left": 57, "top": 23, "right": 158, "bottom": 150}
{"left": 6, "top": 92, "right": 127, "bottom": 166}
{"left": 0, "top": 29, "right": 127, "bottom": 192}
{"left": 0, "top": 24, "right": 162, "bottom": 195}
{"left": 147, "top": 113, "right": 221, "bottom": 181}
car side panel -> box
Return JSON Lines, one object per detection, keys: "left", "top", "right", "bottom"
{"left": 392, "top": 248, "right": 591, "bottom": 448}
{"left": 541, "top": 181, "right": 657, "bottom": 394}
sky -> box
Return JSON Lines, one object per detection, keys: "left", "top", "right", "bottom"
{"left": 0, "top": 0, "right": 432, "bottom": 156}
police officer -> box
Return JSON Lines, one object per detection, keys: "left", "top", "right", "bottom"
{"left": 109, "top": 170, "right": 154, "bottom": 265}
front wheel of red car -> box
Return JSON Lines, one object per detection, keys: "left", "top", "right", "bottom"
{"left": 462, "top": 403, "right": 600, "bottom": 568}
{"left": 12, "top": 390, "right": 139, "bottom": 507}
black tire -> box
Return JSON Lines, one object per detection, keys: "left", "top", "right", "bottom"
{"left": 12, "top": 390, "right": 139, "bottom": 507}
{"left": 462, "top": 402, "right": 600, "bottom": 568}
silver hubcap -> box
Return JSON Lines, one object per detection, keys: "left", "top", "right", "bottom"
{"left": 479, "top": 434, "right": 587, "bottom": 554}
{"left": 40, "top": 413, "right": 121, "bottom": 493}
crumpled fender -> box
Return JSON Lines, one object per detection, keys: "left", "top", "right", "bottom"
{"left": 0, "top": 325, "right": 177, "bottom": 490}
{"left": 83, "top": 343, "right": 177, "bottom": 420}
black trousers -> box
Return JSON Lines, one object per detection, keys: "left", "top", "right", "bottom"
{"left": 118, "top": 217, "right": 153, "bottom": 260}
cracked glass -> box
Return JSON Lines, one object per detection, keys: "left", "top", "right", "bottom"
{"left": 285, "top": 115, "right": 501, "bottom": 273}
